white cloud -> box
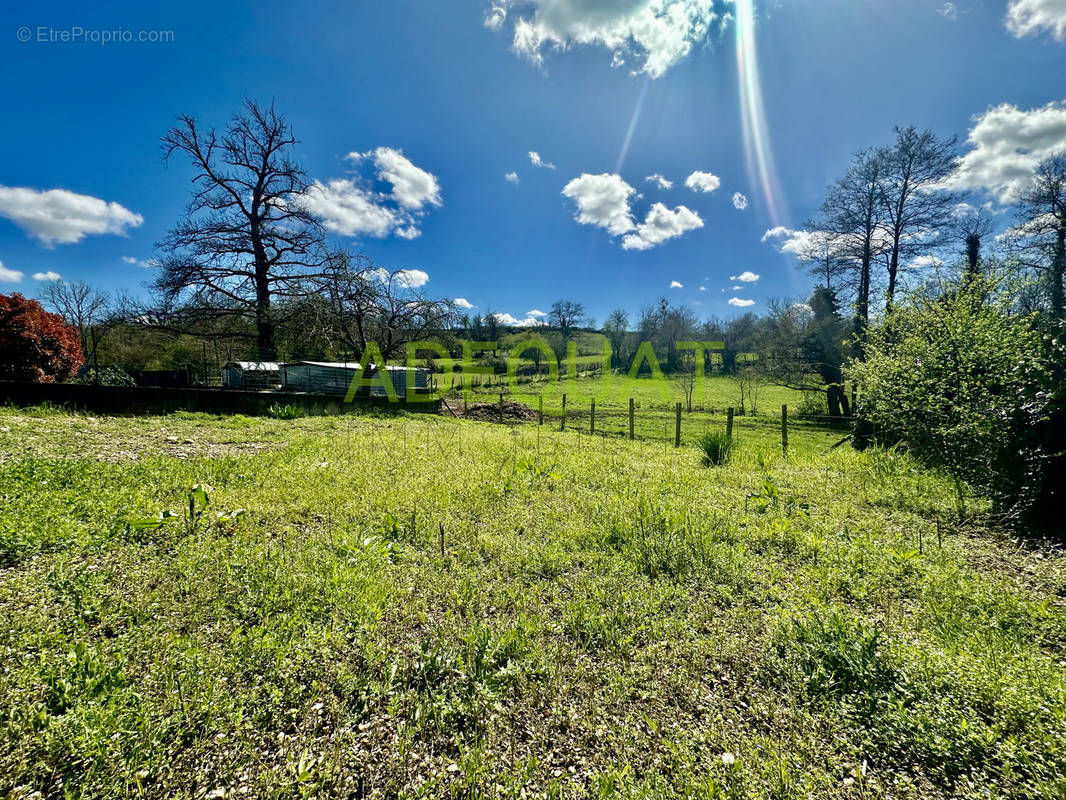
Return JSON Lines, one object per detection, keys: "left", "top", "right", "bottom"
{"left": 622, "top": 202, "right": 703, "bottom": 250}
{"left": 938, "top": 2, "right": 958, "bottom": 21}
{"left": 350, "top": 147, "right": 442, "bottom": 211}
{"left": 32, "top": 271, "right": 61, "bottom": 281}
{"left": 0, "top": 186, "right": 142, "bottom": 246}
{"left": 395, "top": 269, "right": 429, "bottom": 288}
{"left": 0, "top": 261, "right": 23, "bottom": 283}
{"left": 730, "top": 284, "right": 743, "bottom": 290}
{"left": 562, "top": 173, "right": 702, "bottom": 250}
{"left": 304, "top": 179, "right": 409, "bottom": 238}
{"left": 945, "top": 100, "right": 1066, "bottom": 204}
{"left": 762, "top": 226, "right": 848, "bottom": 259}
{"left": 732, "top": 192, "right": 748, "bottom": 210}
{"left": 684, "top": 170, "right": 721, "bottom": 193}
{"left": 505, "top": 171, "right": 520, "bottom": 184}
{"left": 562, "top": 173, "right": 637, "bottom": 236}
{"left": 527, "top": 308, "right": 547, "bottom": 317}
{"left": 485, "top": 3, "right": 508, "bottom": 30}
{"left": 645, "top": 173, "right": 673, "bottom": 190}
{"left": 529, "top": 151, "right": 556, "bottom": 169}
{"left": 911, "top": 255, "right": 944, "bottom": 269}
{"left": 728, "top": 297, "right": 755, "bottom": 307}
{"left": 698, "top": 285, "right": 706, "bottom": 291}
{"left": 454, "top": 297, "right": 475, "bottom": 309}
{"left": 495, "top": 0, "right": 721, "bottom": 78}
{"left": 122, "top": 256, "right": 139, "bottom": 264}
{"left": 669, "top": 280, "right": 683, "bottom": 288}
{"left": 306, "top": 147, "right": 441, "bottom": 240}
{"left": 731, "top": 270, "right": 759, "bottom": 283}
{"left": 492, "top": 311, "right": 547, "bottom": 327}
{"left": 1006, "top": 0, "right": 1066, "bottom": 40}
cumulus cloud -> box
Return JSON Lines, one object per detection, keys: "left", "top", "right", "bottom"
{"left": 1006, "top": 0, "right": 1066, "bottom": 40}
{"left": 728, "top": 297, "right": 755, "bottom": 307}
{"left": 945, "top": 100, "right": 1066, "bottom": 204}
{"left": 0, "top": 186, "right": 142, "bottom": 246}
{"left": 622, "top": 202, "right": 703, "bottom": 250}
{"left": 562, "top": 173, "right": 703, "bottom": 250}
{"left": 394, "top": 269, "right": 429, "bottom": 288}
{"left": 454, "top": 297, "right": 475, "bottom": 309}
{"left": 304, "top": 147, "right": 441, "bottom": 240}
{"left": 489, "top": 0, "right": 721, "bottom": 78}
{"left": 938, "top": 2, "right": 958, "bottom": 21}
{"left": 0, "top": 261, "right": 23, "bottom": 283}
{"left": 670, "top": 280, "right": 683, "bottom": 288}
{"left": 698, "top": 285, "right": 706, "bottom": 291}
{"left": 527, "top": 308, "right": 547, "bottom": 317}
{"left": 529, "top": 151, "right": 556, "bottom": 169}
{"left": 562, "top": 173, "right": 637, "bottom": 236}
{"left": 732, "top": 192, "right": 748, "bottom": 210}
{"left": 492, "top": 311, "right": 547, "bottom": 327}
{"left": 349, "top": 147, "right": 442, "bottom": 210}
{"left": 122, "top": 256, "right": 139, "bottom": 264}
{"left": 684, "top": 170, "right": 721, "bottom": 193}
{"left": 731, "top": 270, "right": 759, "bottom": 283}
{"left": 645, "top": 173, "right": 673, "bottom": 190}
{"left": 304, "top": 179, "right": 411, "bottom": 238}
{"left": 32, "top": 271, "right": 61, "bottom": 281}
{"left": 505, "top": 171, "right": 520, "bottom": 184}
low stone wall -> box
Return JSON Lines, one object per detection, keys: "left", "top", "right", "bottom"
{"left": 0, "top": 381, "right": 440, "bottom": 417}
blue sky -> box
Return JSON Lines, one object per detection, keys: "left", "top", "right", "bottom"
{"left": 1, "top": 0, "right": 1065, "bottom": 325}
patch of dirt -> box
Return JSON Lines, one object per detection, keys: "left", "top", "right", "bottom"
{"left": 451, "top": 400, "right": 538, "bottom": 423}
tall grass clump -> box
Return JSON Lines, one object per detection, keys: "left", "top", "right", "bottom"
{"left": 697, "top": 430, "right": 735, "bottom": 466}
{"left": 267, "top": 402, "right": 303, "bottom": 420}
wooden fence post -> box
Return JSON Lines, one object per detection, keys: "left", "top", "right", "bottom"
{"left": 629, "top": 398, "right": 635, "bottom": 440}
{"left": 674, "top": 402, "right": 682, "bottom": 448}
{"left": 590, "top": 399, "right": 596, "bottom": 434}
{"left": 781, "top": 404, "right": 788, "bottom": 454}
{"left": 560, "top": 393, "right": 567, "bottom": 432}
{"left": 726, "top": 406, "right": 735, "bottom": 439}
{"left": 538, "top": 394, "right": 543, "bottom": 426}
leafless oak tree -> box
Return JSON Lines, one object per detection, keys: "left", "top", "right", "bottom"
{"left": 153, "top": 100, "right": 328, "bottom": 360}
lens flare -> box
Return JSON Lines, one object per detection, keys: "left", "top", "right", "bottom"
{"left": 735, "top": 0, "right": 785, "bottom": 225}
{"left": 615, "top": 77, "right": 650, "bottom": 174}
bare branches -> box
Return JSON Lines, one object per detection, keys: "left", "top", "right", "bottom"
{"left": 154, "top": 100, "right": 326, "bottom": 359}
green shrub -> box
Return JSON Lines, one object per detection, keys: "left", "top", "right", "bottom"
{"left": 697, "top": 429, "right": 735, "bottom": 466}
{"left": 846, "top": 276, "right": 1059, "bottom": 524}
{"left": 267, "top": 402, "right": 303, "bottom": 419}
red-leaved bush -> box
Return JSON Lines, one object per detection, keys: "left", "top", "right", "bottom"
{"left": 0, "top": 293, "right": 84, "bottom": 382}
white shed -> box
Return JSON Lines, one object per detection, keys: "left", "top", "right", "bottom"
{"left": 222, "top": 361, "right": 281, "bottom": 390}
{"left": 280, "top": 361, "right": 429, "bottom": 397}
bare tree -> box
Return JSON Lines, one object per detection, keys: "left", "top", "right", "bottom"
{"left": 602, "top": 308, "right": 630, "bottom": 367}
{"left": 1012, "top": 155, "right": 1066, "bottom": 318}
{"left": 42, "top": 280, "right": 114, "bottom": 374}
{"left": 153, "top": 100, "right": 328, "bottom": 360}
{"left": 673, "top": 351, "right": 698, "bottom": 411}
{"left": 875, "top": 127, "right": 959, "bottom": 308}
{"left": 819, "top": 149, "right": 890, "bottom": 346}
{"left": 317, "top": 253, "right": 456, "bottom": 361}
{"left": 549, "top": 299, "right": 586, "bottom": 338}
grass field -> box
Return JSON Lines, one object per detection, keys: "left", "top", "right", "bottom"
{"left": 1, "top": 405, "right": 1065, "bottom": 799}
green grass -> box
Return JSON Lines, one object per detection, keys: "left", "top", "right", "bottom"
{"left": 0, "top": 406, "right": 1064, "bottom": 798}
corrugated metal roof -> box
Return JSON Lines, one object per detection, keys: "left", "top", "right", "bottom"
{"left": 224, "top": 362, "right": 280, "bottom": 371}
{"left": 281, "top": 361, "right": 425, "bottom": 372}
